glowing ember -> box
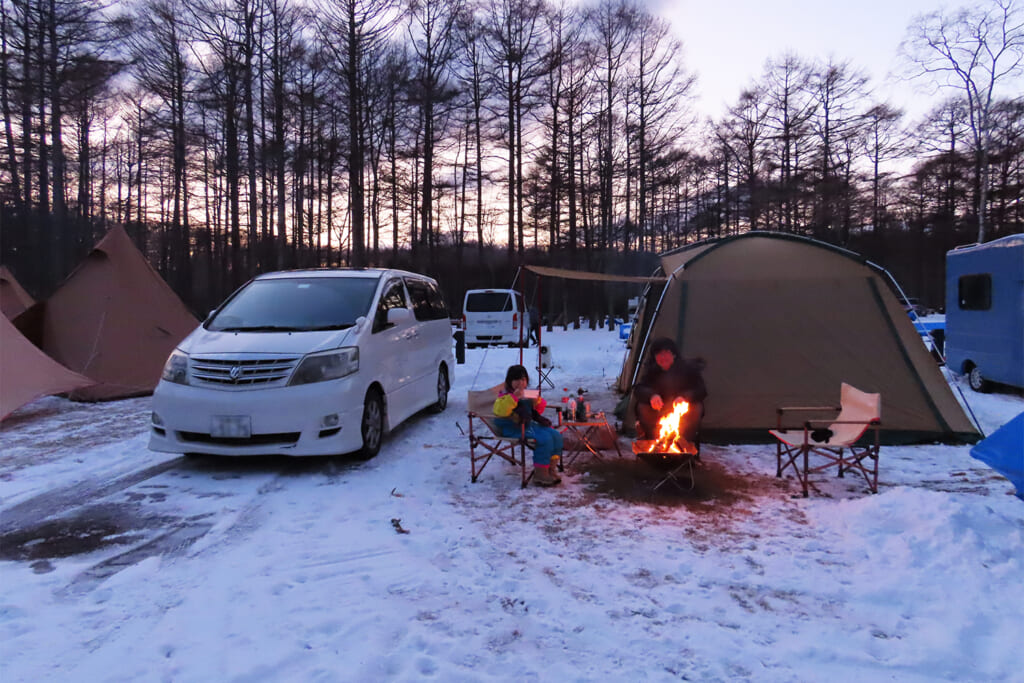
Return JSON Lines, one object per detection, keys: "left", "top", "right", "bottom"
{"left": 648, "top": 399, "right": 690, "bottom": 453}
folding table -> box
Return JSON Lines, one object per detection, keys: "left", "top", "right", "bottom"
{"left": 556, "top": 409, "right": 623, "bottom": 470}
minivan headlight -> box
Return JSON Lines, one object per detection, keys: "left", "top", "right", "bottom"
{"left": 289, "top": 347, "right": 359, "bottom": 386}
{"left": 161, "top": 350, "right": 190, "bottom": 385}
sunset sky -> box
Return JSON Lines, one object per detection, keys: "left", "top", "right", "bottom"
{"left": 652, "top": 0, "right": 956, "bottom": 122}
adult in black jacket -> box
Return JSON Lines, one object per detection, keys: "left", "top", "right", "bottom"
{"left": 633, "top": 337, "right": 706, "bottom": 442}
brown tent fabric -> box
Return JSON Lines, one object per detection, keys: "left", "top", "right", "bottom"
{"left": 523, "top": 264, "right": 667, "bottom": 284}
{"left": 23, "top": 226, "right": 198, "bottom": 401}
{"left": 617, "top": 232, "right": 979, "bottom": 444}
{"left": 0, "top": 265, "right": 35, "bottom": 320}
{"left": 0, "top": 315, "right": 94, "bottom": 419}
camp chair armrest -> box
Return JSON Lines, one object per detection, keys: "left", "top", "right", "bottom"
{"left": 776, "top": 405, "right": 841, "bottom": 414}
{"left": 803, "top": 418, "right": 881, "bottom": 426}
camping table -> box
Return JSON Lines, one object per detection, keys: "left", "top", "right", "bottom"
{"left": 555, "top": 410, "right": 623, "bottom": 470}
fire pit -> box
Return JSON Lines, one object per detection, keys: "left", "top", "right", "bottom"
{"left": 632, "top": 399, "right": 700, "bottom": 491}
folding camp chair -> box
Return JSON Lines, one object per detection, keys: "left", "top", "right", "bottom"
{"left": 769, "top": 383, "right": 882, "bottom": 497}
{"left": 467, "top": 384, "right": 535, "bottom": 488}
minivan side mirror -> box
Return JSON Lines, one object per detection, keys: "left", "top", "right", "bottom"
{"left": 386, "top": 308, "right": 412, "bottom": 326}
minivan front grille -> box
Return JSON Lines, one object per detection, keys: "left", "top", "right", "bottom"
{"left": 178, "top": 431, "right": 300, "bottom": 446}
{"left": 190, "top": 355, "right": 301, "bottom": 387}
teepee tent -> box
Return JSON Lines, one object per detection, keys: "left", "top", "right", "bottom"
{"left": 617, "top": 232, "right": 979, "bottom": 444}
{"left": 18, "top": 226, "right": 198, "bottom": 401}
{"left": 0, "top": 265, "right": 35, "bottom": 319}
{"left": 0, "top": 315, "right": 94, "bottom": 419}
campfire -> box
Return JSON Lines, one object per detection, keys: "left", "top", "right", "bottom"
{"left": 632, "top": 399, "right": 698, "bottom": 456}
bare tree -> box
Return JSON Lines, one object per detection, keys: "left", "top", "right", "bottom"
{"left": 318, "top": 0, "right": 399, "bottom": 267}
{"left": 716, "top": 87, "right": 770, "bottom": 231}
{"left": 586, "top": 0, "right": 636, "bottom": 252}
{"left": 861, "top": 103, "right": 906, "bottom": 233}
{"left": 125, "top": 0, "right": 194, "bottom": 292}
{"left": 807, "top": 57, "right": 869, "bottom": 243}
{"left": 406, "top": 0, "right": 462, "bottom": 265}
{"left": 626, "top": 10, "right": 693, "bottom": 252}
{"left": 481, "top": 0, "right": 547, "bottom": 256}
{"left": 901, "top": 0, "right": 1024, "bottom": 242}
{"left": 453, "top": 3, "right": 491, "bottom": 258}
{"left": 761, "top": 53, "right": 815, "bottom": 233}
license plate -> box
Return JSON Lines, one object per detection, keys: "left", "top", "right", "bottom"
{"left": 210, "top": 415, "right": 251, "bottom": 438}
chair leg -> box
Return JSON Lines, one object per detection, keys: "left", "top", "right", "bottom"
{"left": 800, "top": 446, "right": 810, "bottom": 497}
{"left": 652, "top": 457, "right": 695, "bottom": 493}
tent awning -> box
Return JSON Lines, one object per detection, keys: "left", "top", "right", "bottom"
{"left": 523, "top": 265, "right": 667, "bottom": 284}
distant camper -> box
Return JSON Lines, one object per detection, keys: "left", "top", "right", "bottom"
{"left": 462, "top": 289, "right": 530, "bottom": 348}
{"left": 944, "top": 234, "right": 1024, "bottom": 392}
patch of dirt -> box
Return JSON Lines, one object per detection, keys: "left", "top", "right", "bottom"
{"left": 0, "top": 503, "right": 174, "bottom": 561}
{"left": 572, "top": 456, "right": 784, "bottom": 511}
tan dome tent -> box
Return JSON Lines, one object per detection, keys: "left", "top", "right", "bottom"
{"left": 617, "top": 232, "right": 979, "bottom": 444}
{"left": 0, "top": 265, "right": 34, "bottom": 319}
{"left": 14, "top": 226, "right": 198, "bottom": 401}
{"left": 0, "top": 315, "right": 94, "bottom": 419}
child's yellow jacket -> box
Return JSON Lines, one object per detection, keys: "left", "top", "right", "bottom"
{"left": 493, "top": 391, "right": 547, "bottom": 422}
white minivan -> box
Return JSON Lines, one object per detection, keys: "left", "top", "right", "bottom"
{"left": 462, "top": 288, "right": 530, "bottom": 348}
{"left": 149, "top": 269, "right": 454, "bottom": 459}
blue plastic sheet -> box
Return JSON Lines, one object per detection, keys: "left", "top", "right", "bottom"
{"left": 970, "top": 411, "right": 1024, "bottom": 499}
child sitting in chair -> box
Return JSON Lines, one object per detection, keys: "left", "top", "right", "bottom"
{"left": 493, "top": 365, "right": 564, "bottom": 487}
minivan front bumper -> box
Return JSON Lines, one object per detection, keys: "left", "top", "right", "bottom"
{"left": 149, "top": 378, "right": 367, "bottom": 456}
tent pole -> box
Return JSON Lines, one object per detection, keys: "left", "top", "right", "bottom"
{"left": 536, "top": 273, "right": 543, "bottom": 393}
{"left": 514, "top": 265, "right": 524, "bottom": 368}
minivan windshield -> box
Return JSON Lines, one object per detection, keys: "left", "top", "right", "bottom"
{"left": 465, "top": 292, "right": 517, "bottom": 312}
{"left": 207, "top": 276, "right": 380, "bottom": 332}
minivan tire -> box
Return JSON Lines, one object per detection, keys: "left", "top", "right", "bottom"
{"left": 356, "top": 389, "right": 384, "bottom": 460}
{"left": 968, "top": 365, "right": 991, "bottom": 393}
{"left": 431, "top": 366, "right": 449, "bottom": 413}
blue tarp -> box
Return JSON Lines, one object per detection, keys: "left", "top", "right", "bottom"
{"left": 970, "top": 411, "right": 1024, "bottom": 499}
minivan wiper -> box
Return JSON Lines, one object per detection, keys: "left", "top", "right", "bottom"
{"left": 299, "top": 323, "right": 354, "bottom": 331}
{"left": 217, "top": 325, "right": 302, "bottom": 332}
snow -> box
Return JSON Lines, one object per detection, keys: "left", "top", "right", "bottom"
{"left": 1, "top": 328, "right": 1022, "bottom": 682}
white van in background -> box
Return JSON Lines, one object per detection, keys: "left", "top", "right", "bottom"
{"left": 149, "top": 269, "right": 454, "bottom": 459}
{"left": 462, "top": 288, "right": 529, "bottom": 348}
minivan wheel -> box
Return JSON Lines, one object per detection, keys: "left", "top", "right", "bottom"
{"left": 968, "top": 365, "right": 991, "bottom": 393}
{"left": 431, "top": 367, "right": 449, "bottom": 413}
{"left": 356, "top": 390, "right": 384, "bottom": 460}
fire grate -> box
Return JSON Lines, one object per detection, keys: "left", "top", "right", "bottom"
{"left": 632, "top": 439, "right": 699, "bottom": 492}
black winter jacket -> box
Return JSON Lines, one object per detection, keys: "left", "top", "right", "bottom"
{"left": 634, "top": 358, "right": 707, "bottom": 407}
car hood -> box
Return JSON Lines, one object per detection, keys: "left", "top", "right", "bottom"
{"left": 177, "top": 325, "right": 356, "bottom": 356}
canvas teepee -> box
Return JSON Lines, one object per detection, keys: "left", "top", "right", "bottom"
{"left": 0, "top": 265, "right": 35, "bottom": 320}
{"left": 17, "top": 226, "right": 198, "bottom": 400}
{"left": 0, "top": 315, "right": 94, "bottom": 419}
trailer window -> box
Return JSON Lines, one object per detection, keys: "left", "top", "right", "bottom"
{"left": 958, "top": 274, "right": 992, "bottom": 310}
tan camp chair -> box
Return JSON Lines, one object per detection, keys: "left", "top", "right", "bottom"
{"left": 769, "top": 383, "right": 882, "bottom": 497}
{"left": 468, "top": 384, "right": 535, "bottom": 488}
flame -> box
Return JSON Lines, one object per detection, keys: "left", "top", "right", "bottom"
{"left": 648, "top": 399, "right": 690, "bottom": 453}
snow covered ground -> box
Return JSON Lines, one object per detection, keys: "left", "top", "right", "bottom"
{"left": 1, "top": 327, "right": 1022, "bottom": 682}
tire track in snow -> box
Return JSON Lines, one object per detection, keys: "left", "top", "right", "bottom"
{"left": 0, "top": 457, "right": 184, "bottom": 535}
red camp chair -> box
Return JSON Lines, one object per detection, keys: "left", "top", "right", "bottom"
{"left": 769, "top": 383, "right": 882, "bottom": 497}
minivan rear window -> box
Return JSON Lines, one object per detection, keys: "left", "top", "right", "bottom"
{"left": 208, "top": 277, "right": 380, "bottom": 331}
{"left": 466, "top": 292, "right": 518, "bottom": 312}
